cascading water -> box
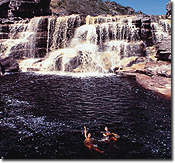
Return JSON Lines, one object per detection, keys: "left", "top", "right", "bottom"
{"left": 0, "top": 15, "right": 149, "bottom": 73}
{"left": 22, "top": 17, "right": 44, "bottom": 58}
{"left": 0, "top": 21, "right": 28, "bottom": 58}
{"left": 151, "top": 19, "right": 171, "bottom": 44}
{"left": 0, "top": 17, "right": 46, "bottom": 59}
{"left": 19, "top": 15, "right": 146, "bottom": 73}
{"left": 47, "top": 15, "right": 83, "bottom": 52}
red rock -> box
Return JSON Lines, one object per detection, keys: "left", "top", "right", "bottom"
{"left": 136, "top": 74, "right": 171, "bottom": 100}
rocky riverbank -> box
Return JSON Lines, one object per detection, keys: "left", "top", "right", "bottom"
{"left": 115, "top": 60, "right": 171, "bottom": 100}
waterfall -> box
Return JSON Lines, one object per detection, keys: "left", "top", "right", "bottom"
{"left": 74, "top": 15, "right": 141, "bottom": 48}
{"left": 159, "top": 19, "right": 171, "bottom": 35}
{"left": 47, "top": 15, "right": 82, "bottom": 52}
{"left": 1, "top": 14, "right": 148, "bottom": 73}
{"left": 22, "top": 17, "right": 44, "bottom": 58}
{"left": 151, "top": 19, "right": 171, "bottom": 44}
{"left": 0, "top": 20, "right": 28, "bottom": 58}
{"left": 0, "top": 17, "right": 46, "bottom": 59}
{"left": 71, "top": 25, "right": 98, "bottom": 46}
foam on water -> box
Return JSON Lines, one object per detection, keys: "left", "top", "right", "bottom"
{"left": 33, "top": 71, "right": 115, "bottom": 78}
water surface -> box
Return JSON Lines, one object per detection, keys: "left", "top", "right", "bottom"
{"left": 0, "top": 72, "right": 171, "bottom": 159}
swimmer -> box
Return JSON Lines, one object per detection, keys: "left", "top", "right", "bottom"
{"left": 84, "top": 126, "right": 104, "bottom": 154}
{"left": 100, "top": 126, "right": 120, "bottom": 143}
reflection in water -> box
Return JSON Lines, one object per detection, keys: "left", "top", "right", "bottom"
{"left": 0, "top": 73, "right": 171, "bottom": 159}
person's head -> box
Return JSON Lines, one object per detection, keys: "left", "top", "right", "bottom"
{"left": 87, "top": 133, "right": 91, "bottom": 138}
{"left": 105, "top": 126, "right": 108, "bottom": 131}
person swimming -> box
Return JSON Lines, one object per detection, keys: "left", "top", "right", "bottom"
{"left": 84, "top": 126, "right": 104, "bottom": 154}
{"left": 100, "top": 126, "right": 120, "bottom": 143}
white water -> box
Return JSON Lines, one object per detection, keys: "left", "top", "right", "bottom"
{"left": 20, "top": 15, "right": 146, "bottom": 74}
{"left": 0, "top": 15, "right": 153, "bottom": 74}
{"left": 33, "top": 71, "right": 116, "bottom": 78}
{"left": 151, "top": 19, "right": 171, "bottom": 43}
{"left": 47, "top": 15, "right": 82, "bottom": 51}
{"left": 0, "top": 17, "right": 44, "bottom": 58}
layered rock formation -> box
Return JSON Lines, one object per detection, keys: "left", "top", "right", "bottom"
{"left": 0, "top": 17, "right": 48, "bottom": 59}
{"left": 8, "top": 0, "right": 51, "bottom": 18}
{"left": 0, "top": 0, "right": 51, "bottom": 19}
{"left": 0, "top": 0, "right": 9, "bottom": 18}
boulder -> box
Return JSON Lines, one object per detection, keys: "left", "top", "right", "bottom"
{"left": 64, "top": 55, "right": 82, "bottom": 72}
{"left": 0, "top": 56, "right": 19, "bottom": 73}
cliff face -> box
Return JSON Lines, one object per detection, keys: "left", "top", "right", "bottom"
{"left": 0, "top": 0, "right": 51, "bottom": 19}
{"left": 0, "top": 0, "right": 9, "bottom": 18}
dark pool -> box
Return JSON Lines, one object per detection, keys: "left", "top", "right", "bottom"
{"left": 0, "top": 72, "right": 171, "bottom": 159}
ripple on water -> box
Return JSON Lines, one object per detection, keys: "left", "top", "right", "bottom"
{"left": 0, "top": 72, "right": 171, "bottom": 159}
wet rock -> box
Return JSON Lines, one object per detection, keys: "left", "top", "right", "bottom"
{"left": 0, "top": 24, "right": 10, "bottom": 39}
{"left": 136, "top": 73, "right": 171, "bottom": 100}
{"left": 0, "top": 56, "right": 19, "bottom": 73}
{"left": 123, "top": 42, "right": 146, "bottom": 58}
{"left": 132, "top": 18, "right": 141, "bottom": 28}
{"left": 125, "top": 57, "right": 146, "bottom": 67}
{"left": 150, "top": 15, "right": 161, "bottom": 23}
{"left": 115, "top": 59, "right": 171, "bottom": 100}
{"left": 151, "top": 17, "right": 171, "bottom": 62}
{"left": 0, "top": 18, "right": 15, "bottom": 24}
{"left": 0, "top": 62, "right": 5, "bottom": 75}
{"left": 159, "top": 19, "right": 171, "bottom": 35}
{"left": 141, "top": 17, "right": 153, "bottom": 46}
{"left": 123, "top": 61, "right": 171, "bottom": 78}
{"left": 144, "top": 61, "right": 171, "bottom": 78}
{"left": 156, "top": 39, "right": 171, "bottom": 62}
{"left": 64, "top": 55, "right": 82, "bottom": 72}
